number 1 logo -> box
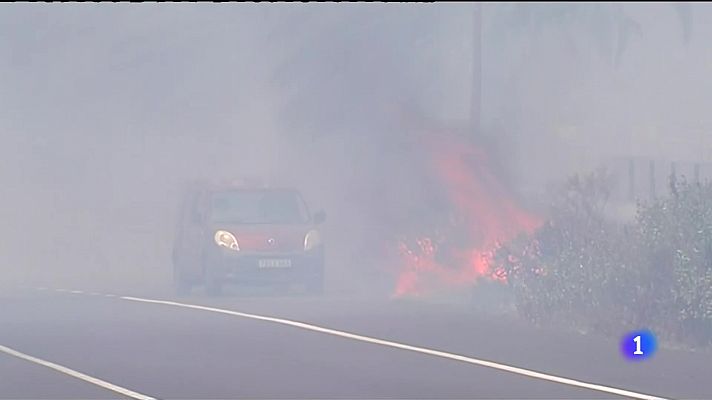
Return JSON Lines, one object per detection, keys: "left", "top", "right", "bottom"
{"left": 633, "top": 335, "right": 643, "bottom": 355}
{"left": 621, "top": 330, "right": 657, "bottom": 361}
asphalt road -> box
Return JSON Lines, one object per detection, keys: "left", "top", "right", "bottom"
{"left": 1, "top": 285, "right": 710, "bottom": 400}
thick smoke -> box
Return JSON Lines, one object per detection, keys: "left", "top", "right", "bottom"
{"left": 2, "top": 4, "right": 712, "bottom": 296}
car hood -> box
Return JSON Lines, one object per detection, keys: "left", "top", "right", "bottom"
{"left": 210, "top": 224, "right": 311, "bottom": 253}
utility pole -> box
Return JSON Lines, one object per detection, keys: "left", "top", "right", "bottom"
{"left": 470, "top": 2, "right": 483, "bottom": 137}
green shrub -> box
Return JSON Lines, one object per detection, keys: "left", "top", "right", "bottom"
{"left": 497, "top": 171, "right": 712, "bottom": 347}
{"left": 633, "top": 177, "right": 712, "bottom": 345}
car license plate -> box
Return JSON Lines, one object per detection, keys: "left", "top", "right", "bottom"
{"left": 258, "top": 259, "right": 292, "bottom": 268}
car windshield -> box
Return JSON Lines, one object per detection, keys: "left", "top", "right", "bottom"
{"left": 209, "top": 189, "right": 309, "bottom": 224}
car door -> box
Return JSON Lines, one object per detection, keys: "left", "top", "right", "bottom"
{"left": 175, "top": 188, "right": 207, "bottom": 280}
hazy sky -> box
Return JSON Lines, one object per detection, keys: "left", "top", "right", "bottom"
{"left": 2, "top": 3, "right": 712, "bottom": 290}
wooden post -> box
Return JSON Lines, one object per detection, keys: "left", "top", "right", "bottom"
{"left": 628, "top": 158, "right": 635, "bottom": 202}
{"left": 649, "top": 160, "right": 656, "bottom": 200}
{"left": 470, "top": 2, "right": 482, "bottom": 137}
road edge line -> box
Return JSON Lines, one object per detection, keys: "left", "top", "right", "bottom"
{"left": 0, "top": 344, "right": 157, "bottom": 400}
{"left": 120, "top": 295, "right": 669, "bottom": 400}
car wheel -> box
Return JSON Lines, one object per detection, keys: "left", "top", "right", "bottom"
{"left": 305, "top": 256, "right": 325, "bottom": 295}
{"left": 172, "top": 258, "right": 192, "bottom": 297}
{"left": 205, "top": 275, "right": 223, "bottom": 296}
{"left": 305, "top": 273, "right": 324, "bottom": 295}
{"left": 174, "top": 272, "right": 192, "bottom": 297}
{"left": 201, "top": 250, "right": 225, "bottom": 296}
{"left": 203, "top": 263, "right": 223, "bottom": 296}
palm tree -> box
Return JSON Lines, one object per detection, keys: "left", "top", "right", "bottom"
{"left": 470, "top": 3, "right": 695, "bottom": 136}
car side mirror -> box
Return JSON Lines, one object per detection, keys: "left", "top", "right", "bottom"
{"left": 313, "top": 210, "right": 326, "bottom": 225}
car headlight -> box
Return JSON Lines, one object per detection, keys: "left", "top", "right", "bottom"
{"left": 304, "top": 230, "right": 321, "bottom": 251}
{"left": 214, "top": 230, "right": 240, "bottom": 251}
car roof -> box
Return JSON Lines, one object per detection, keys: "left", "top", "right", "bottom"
{"left": 184, "top": 179, "right": 300, "bottom": 194}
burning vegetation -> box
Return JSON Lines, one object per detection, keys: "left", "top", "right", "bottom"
{"left": 392, "top": 132, "right": 541, "bottom": 297}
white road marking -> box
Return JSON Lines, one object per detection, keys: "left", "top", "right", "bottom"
{"left": 27, "top": 287, "right": 670, "bottom": 399}
{"left": 0, "top": 344, "right": 156, "bottom": 400}
{"left": 69, "top": 290, "right": 83, "bottom": 294}
{"left": 120, "top": 296, "right": 668, "bottom": 400}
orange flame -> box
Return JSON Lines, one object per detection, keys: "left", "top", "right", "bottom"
{"left": 394, "top": 134, "right": 541, "bottom": 297}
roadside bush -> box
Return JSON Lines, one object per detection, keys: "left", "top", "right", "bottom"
{"left": 497, "top": 171, "right": 712, "bottom": 347}
{"left": 633, "top": 177, "right": 712, "bottom": 345}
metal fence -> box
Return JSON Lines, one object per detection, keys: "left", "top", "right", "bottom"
{"left": 607, "top": 156, "right": 712, "bottom": 203}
